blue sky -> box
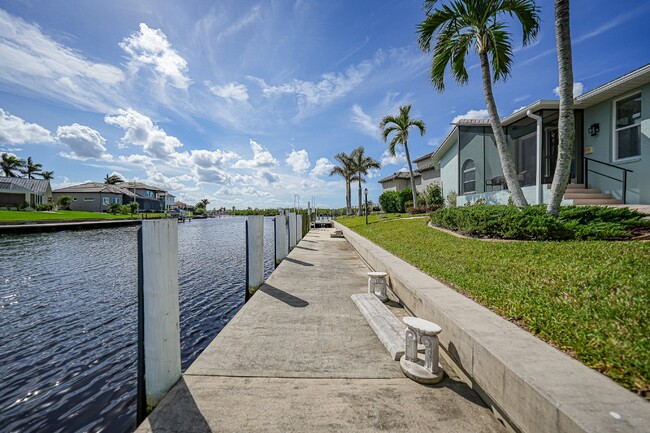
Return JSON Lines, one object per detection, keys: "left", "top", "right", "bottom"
{"left": 0, "top": 0, "right": 648, "bottom": 209}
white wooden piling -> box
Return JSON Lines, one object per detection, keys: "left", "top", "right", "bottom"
{"left": 246, "top": 215, "right": 264, "bottom": 298}
{"left": 274, "top": 214, "right": 288, "bottom": 266}
{"left": 138, "top": 219, "right": 181, "bottom": 414}
{"left": 297, "top": 214, "right": 303, "bottom": 242}
{"left": 288, "top": 212, "right": 297, "bottom": 249}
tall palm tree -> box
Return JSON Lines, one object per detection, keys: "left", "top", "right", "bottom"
{"left": 417, "top": 0, "right": 540, "bottom": 207}
{"left": 547, "top": 0, "right": 574, "bottom": 217}
{"left": 200, "top": 198, "right": 210, "bottom": 208}
{"left": 380, "top": 104, "right": 426, "bottom": 207}
{"left": 21, "top": 157, "right": 43, "bottom": 179}
{"left": 329, "top": 152, "right": 357, "bottom": 216}
{"left": 104, "top": 173, "right": 124, "bottom": 184}
{"left": 40, "top": 171, "right": 54, "bottom": 180}
{"left": 350, "top": 146, "right": 381, "bottom": 216}
{"left": 1, "top": 153, "right": 25, "bottom": 177}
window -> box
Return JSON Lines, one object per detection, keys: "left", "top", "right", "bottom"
{"left": 73, "top": 197, "right": 77, "bottom": 201}
{"left": 103, "top": 197, "right": 110, "bottom": 205}
{"left": 84, "top": 197, "right": 94, "bottom": 202}
{"left": 462, "top": 159, "right": 476, "bottom": 194}
{"left": 112, "top": 198, "right": 120, "bottom": 204}
{"left": 614, "top": 92, "right": 641, "bottom": 160}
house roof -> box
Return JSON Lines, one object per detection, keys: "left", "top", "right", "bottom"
{"left": 575, "top": 63, "right": 650, "bottom": 108}
{"left": 454, "top": 118, "right": 491, "bottom": 126}
{"left": 117, "top": 181, "right": 166, "bottom": 192}
{"left": 417, "top": 161, "right": 437, "bottom": 172}
{"left": 0, "top": 177, "right": 51, "bottom": 193}
{"left": 378, "top": 171, "right": 420, "bottom": 183}
{"left": 412, "top": 151, "right": 435, "bottom": 163}
{"left": 53, "top": 182, "right": 138, "bottom": 197}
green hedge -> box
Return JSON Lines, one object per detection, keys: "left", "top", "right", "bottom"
{"left": 430, "top": 205, "right": 650, "bottom": 240}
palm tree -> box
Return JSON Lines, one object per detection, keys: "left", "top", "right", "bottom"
{"left": 547, "top": 0, "right": 574, "bottom": 217}
{"left": 417, "top": 0, "right": 540, "bottom": 207}
{"left": 1, "top": 153, "right": 25, "bottom": 177}
{"left": 104, "top": 174, "right": 124, "bottom": 184}
{"left": 350, "top": 146, "right": 381, "bottom": 216}
{"left": 21, "top": 157, "right": 43, "bottom": 179}
{"left": 329, "top": 152, "right": 357, "bottom": 216}
{"left": 40, "top": 171, "right": 54, "bottom": 180}
{"left": 200, "top": 198, "right": 210, "bottom": 209}
{"left": 380, "top": 104, "right": 426, "bottom": 207}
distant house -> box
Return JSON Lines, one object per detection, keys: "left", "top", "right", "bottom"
{"left": 52, "top": 182, "right": 138, "bottom": 212}
{"left": 172, "top": 201, "right": 188, "bottom": 210}
{"left": 117, "top": 182, "right": 166, "bottom": 211}
{"left": 380, "top": 64, "right": 650, "bottom": 206}
{"left": 160, "top": 192, "right": 176, "bottom": 211}
{"left": 378, "top": 155, "right": 440, "bottom": 194}
{"left": 0, "top": 178, "right": 52, "bottom": 209}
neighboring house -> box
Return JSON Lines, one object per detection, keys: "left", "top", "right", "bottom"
{"left": 0, "top": 178, "right": 52, "bottom": 209}
{"left": 172, "top": 201, "right": 188, "bottom": 210}
{"left": 117, "top": 182, "right": 166, "bottom": 211}
{"left": 160, "top": 193, "right": 176, "bottom": 211}
{"left": 52, "top": 183, "right": 138, "bottom": 212}
{"left": 381, "top": 64, "right": 650, "bottom": 206}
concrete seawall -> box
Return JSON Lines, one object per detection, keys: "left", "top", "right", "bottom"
{"left": 335, "top": 221, "right": 650, "bottom": 433}
{"left": 0, "top": 219, "right": 141, "bottom": 234}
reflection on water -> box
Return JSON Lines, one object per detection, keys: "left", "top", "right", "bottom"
{"left": 0, "top": 216, "right": 275, "bottom": 432}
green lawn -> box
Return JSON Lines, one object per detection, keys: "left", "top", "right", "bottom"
{"left": 0, "top": 210, "right": 165, "bottom": 222}
{"left": 338, "top": 216, "right": 650, "bottom": 397}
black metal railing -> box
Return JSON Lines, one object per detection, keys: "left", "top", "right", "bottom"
{"left": 583, "top": 157, "right": 634, "bottom": 204}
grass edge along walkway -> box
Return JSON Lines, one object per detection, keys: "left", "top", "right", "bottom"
{"left": 338, "top": 215, "right": 649, "bottom": 399}
{"left": 0, "top": 210, "right": 164, "bottom": 222}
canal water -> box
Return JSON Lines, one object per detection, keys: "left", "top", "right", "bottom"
{"left": 0, "top": 216, "right": 276, "bottom": 433}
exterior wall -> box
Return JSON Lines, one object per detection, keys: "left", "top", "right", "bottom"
{"left": 583, "top": 83, "right": 650, "bottom": 204}
{"left": 0, "top": 192, "right": 29, "bottom": 207}
{"left": 439, "top": 139, "right": 459, "bottom": 199}
{"left": 418, "top": 169, "right": 440, "bottom": 193}
{"left": 380, "top": 178, "right": 410, "bottom": 192}
{"left": 52, "top": 192, "right": 122, "bottom": 212}
{"left": 415, "top": 158, "right": 432, "bottom": 170}
{"left": 165, "top": 196, "right": 176, "bottom": 210}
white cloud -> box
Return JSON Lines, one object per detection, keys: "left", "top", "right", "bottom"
{"left": 0, "top": 10, "right": 125, "bottom": 112}
{"left": 351, "top": 104, "right": 378, "bottom": 138}
{"left": 56, "top": 123, "right": 112, "bottom": 161}
{"left": 193, "top": 166, "right": 231, "bottom": 185}
{"left": 380, "top": 150, "right": 407, "bottom": 166}
{"left": 105, "top": 108, "right": 183, "bottom": 160}
{"left": 285, "top": 149, "right": 310, "bottom": 174}
{"left": 553, "top": 82, "right": 585, "bottom": 98}
{"left": 310, "top": 157, "right": 334, "bottom": 177}
{"left": 188, "top": 149, "right": 239, "bottom": 168}
{"left": 0, "top": 108, "right": 53, "bottom": 144}
{"left": 206, "top": 81, "right": 249, "bottom": 101}
{"left": 257, "top": 169, "right": 280, "bottom": 185}
{"left": 120, "top": 23, "right": 190, "bottom": 89}
{"left": 451, "top": 109, "right": 489, "bottom": 124}
{"left": 233, "top": 139, "right": 279, "bottom": 169}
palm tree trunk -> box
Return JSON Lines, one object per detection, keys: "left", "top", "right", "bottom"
{"left": 346, "top": 178, "right": 351, "bottom": 216}
{"left": 479, "top": 50, "right": 528, "bottom": 207}
{"left": 547, "top": 0, "right": 575, "bottom": 216}
{"left": 404, "top": 142, "right": 418, "bottom": 207}
{"left": 358, "top": 174, "right": 363, "bottom": 216}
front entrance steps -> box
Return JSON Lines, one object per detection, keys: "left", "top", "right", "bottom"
{"left": 562, "top": 183, "right": 623, "bottom": 205}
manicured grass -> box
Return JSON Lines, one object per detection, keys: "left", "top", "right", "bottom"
{"left": 339, "top": 216, "right": 650, "bottom": 397}
{"left": 0, "top": 210, "right": 166, "bottom": 222}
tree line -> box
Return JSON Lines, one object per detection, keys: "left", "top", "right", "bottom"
{"left": 1, "top": 153, "right": 53, "bottom": 180}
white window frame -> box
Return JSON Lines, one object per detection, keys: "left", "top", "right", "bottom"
{"left": 112, "top": 198, "right": 120, "bottom": 204}
{"left": 84, "top": 197, "right": 94, "bottom": 202}
{"left": 612, "top": 91, "right": 642, "bottom": 163}
{"left": 462, "top": 159, "right": 476, "bottom": 194}
{"left": 103, "top": 197, "right": 110, "bottom": 205}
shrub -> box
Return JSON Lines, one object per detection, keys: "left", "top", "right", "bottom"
{"left": 424, "top": 184, "right": 444, "bottom": 207}
{"left": 398, "top": 187, "right": 413, "bottom": 212}
{"left": 107, "top": 202, "right": 122, "bottom": 214}
{"left": 57, "top": 196, "right": 72, "bottom": 210}
{"left": 407, "top": 204, "right": 443, "bottom": 214}
{"left": 446, "top": 190, "right": 457, "bottom": 208}
{"left": 36, "top": 203, "right": 54, "bottom": 211}
{"left": 430, "top": 205, "right": 650, "bottom": 241}
{"left": 378, "top": 191, "right": 400, "bottom": 213}
{"left": 128, "top": 201, "right": 139, "bottom": 215}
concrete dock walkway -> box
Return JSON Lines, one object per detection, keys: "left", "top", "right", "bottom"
{"left": 135, "top": 228, "right": 504, "bottom": 432}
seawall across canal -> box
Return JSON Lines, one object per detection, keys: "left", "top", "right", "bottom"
{"left": 135, "top": 227, "right": 504, "bottom": 432}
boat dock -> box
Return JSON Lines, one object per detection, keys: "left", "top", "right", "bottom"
{"left": 134, "top": 227, "right": 504, "bottom": 432}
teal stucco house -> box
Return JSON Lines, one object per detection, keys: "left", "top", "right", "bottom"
{"left": 391, "top": 64, "right": 649, "bottom": 206}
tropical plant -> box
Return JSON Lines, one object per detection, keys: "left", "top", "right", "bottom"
{"left": 547, "top": 0, "right": 574, "bottom": 217}
{"left": 329, "top": 152, "right": 358, "bottom": 216}
{"left": 1, "top": 153, "right": 25, "bottom": 177}
{"left": 107, "top": 202, "right": 123, "bottom": 214}
{"left": 196, "top": 198, "right": 210, "bottom": 209}
{"left": 424, "top": 183, "right": 445, "bottom": 206}
{"left": 398, "top": 186, "right": 414, "bottom": 213}
{"left": 379, "top": 105, "right": 426, "bottom": 208}
{"left": 20, "top": 157, "right": 42, "bottom": 179}
{"left": 350, "top": 147, "right": 381, "bottom": 216}
{"left": 417, "top": 0, "right": 540, "bottom": 207}
{"left": 104, "top": 173, "right": 124, "bottom": 184}
{"left": 57, "top": 195, "right": 72, "bottom": 210}
{"left": 40, "top": 171, "right": 54, "bottom": 180}
{"left": 379, "top": 190, "right": 401, "bottom": 213}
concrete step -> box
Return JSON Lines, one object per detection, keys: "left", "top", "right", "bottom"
{"left": 572, "top": 198, "right": 624, "bottom": 205}
{"left": 562, "top": 188, "right": 601, "bottom": 194}
{"left": 564, "top": 192, "right": 611, "bottom": 199}
{"left": 351, "top": 293, "right": 405, "bottom": 361}
{"left": 565, "top": 183, "right": 589, "bottom": 189}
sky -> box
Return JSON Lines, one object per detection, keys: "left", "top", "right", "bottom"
{"left": 0, "top": 0, "right": 648, "bottom": 209}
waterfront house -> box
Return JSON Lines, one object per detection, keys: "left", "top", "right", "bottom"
{"left": 382, "top": 64, "right": 650, "bottom": 205}
{"left": 160, "top": 192, "right": 176, "bottom": 211}
{"left": 52, "top": 182, "right": 139, "bottom": 212}
{"left": 117, "top": 181, "right": 166, "bottom": 211}
{"left": 0, "top": 178, "right": 52, "bottom": 209}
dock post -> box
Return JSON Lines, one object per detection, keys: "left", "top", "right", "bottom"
{"left": 288, "top": 212, "right": 297, "bottom": 250}
{"left": 297, "top": 213, "right": 303, "bottom": 243}
{"left": 246, "top": 215, "right": 264, "bottom": 300}
{"left": 274, "top": 214, "right": 288, "bottom": 267}
{"left": 137, "top": 219, "right": 181, "bottom": 421}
